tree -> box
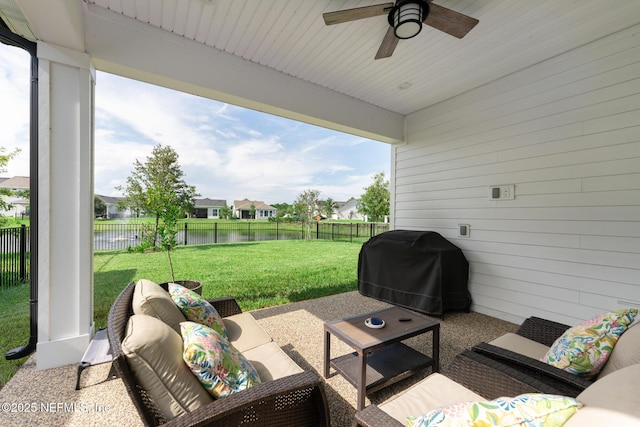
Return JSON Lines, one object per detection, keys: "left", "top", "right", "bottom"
{"left": 220, "top": 203, "right": 232, "bottom": 219}
{"left": 358, "top": 171, "right": 390, "bottom": 222}
{"left": 321, "top": 198, "right": 338, "bottom": 219}
{"left": 0, "top": 147, "right": 21, "bottom": 221}
{"left": 13, "top": 188, "right": 29, "bottom": 199}
{"left": 156, "top": 203, "right": 182, "bottom": 281}
{"left": 272, "top": 202, "right": 293, "bottom": 218}
{"left": 116, "top": 144, "right": 199, "bottom": 251}
{"left": 94, "top": 196, "right": 107, "bottom": 218}
{"left": 293, "top": 189, "right": 321, "bottom": 239}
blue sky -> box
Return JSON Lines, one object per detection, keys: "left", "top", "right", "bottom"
{"left": 0, "top": 43, "right": 390, "bottom": 205}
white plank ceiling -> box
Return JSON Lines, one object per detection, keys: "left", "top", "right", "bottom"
{"left": 3, "top": 0, "right": 640, "bottom": 116}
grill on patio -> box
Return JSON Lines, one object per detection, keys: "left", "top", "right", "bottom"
{"left": 357, "top": 230, "right": 471, "bottom": 317}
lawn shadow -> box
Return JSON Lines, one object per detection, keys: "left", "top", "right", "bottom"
{"left": 182, "top": 242, "right": 262, "bottom": 250}
{"left": 287, "top": 282, "right": 357, "bottom": 303}
{"left": 93, "top": 268, "right": 137, "bottom": 328}
{"left": 94, "top": 268, "right": 137, "bottom": 290}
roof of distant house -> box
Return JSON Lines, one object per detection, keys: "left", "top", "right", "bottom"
{"left": 195, "top": 198, "right": 226, "bottom": 207}
{"left": 95, "top": 194, "right": 121, "bottom": 205}
{"left": 0, "top": 176, "right": 29, "bottom": 190}
{"left": 233, "top": 199, "right": 276, "bottom": 210}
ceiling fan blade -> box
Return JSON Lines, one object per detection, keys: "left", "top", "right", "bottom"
{"left": 375, "top": 26, "right": 399, "bottom": 60}
{"left": 425, "top": 3, "right": 479, "bottom": 39}
{"left": 323, "top": 3, "right": 394, "bottom": 26}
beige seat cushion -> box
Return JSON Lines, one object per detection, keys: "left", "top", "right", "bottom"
{"left": 223, "top": 312, "right": 273, "bottom": 353}
{"left": 598, "top": 323, "right": 640, "bottom": 377}
{"left": 121, "top": 314, "right": 213, "bottom": 420}
{"left": 379, "top": 373, "right": 484, "bottom": 423}
{"left": 377, "top": 356, "right": 640, "bottom": 426}
{"left": 489, "top": 332, "right": 550, "bottom": 360}
{"left": 132, "top": 279, "right": 185, "bottom": 333}
{"left": 379, "top": 365, "right": 640, "bottom": 426}
{"left": 242, "top": 342, "right": 304, "bottom": 382}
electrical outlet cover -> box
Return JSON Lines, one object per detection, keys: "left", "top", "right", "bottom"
{"left": 501, "top": 185, "right": 515, "bottom": 200}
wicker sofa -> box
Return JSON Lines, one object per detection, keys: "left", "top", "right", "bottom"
{"left": 107, "top": 280, "right": 330, "bottom": 426}
{"left": 354, "top": 349, "right": 640, "bottom": 426}
{"left": 472, "top": 315, "right": 640, "bottom": 396}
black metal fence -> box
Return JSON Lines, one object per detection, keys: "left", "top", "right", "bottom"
{"left": 0, "top": 225, "right": 29, "bottom": 290}
{"left": 93, "top": 221, "right": 389, "bottom": 251}
{"left": 316, "top": 222, "right": 390, "bottom": 243}
{"left": 0, "top": 221, "right": 389, "bottom": 289}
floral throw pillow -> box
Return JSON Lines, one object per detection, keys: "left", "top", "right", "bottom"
{"left": 169, "top": 283, "right": 227, "bottom": 339}
{"left": 407, "top": 394, "right": 583, "bottom": 427}
{"left": 541, "top": 308, "right": 638, "bottom": 378}
{"left": 181, "top": 322, "right": 261, "bottom": 398}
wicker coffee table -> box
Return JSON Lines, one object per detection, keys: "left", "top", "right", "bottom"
{"left": 324, "top": 306, "right": 440, "bottom": 410}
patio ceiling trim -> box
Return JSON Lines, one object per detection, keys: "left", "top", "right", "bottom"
{"left": 83, "top": 4, "right": 404, "bottom": 145}
{"left": 5, "top": 0, "right": 84, "bottom": 51}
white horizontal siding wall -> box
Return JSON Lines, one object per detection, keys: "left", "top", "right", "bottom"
{"left": 397, "top": 24, "right": 640, "bottom": 326}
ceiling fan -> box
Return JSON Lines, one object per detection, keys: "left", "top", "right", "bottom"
{"left": 323, "top": 0, "right": 479, "bottom": 60}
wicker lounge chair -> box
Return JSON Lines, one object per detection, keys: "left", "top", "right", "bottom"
{"left": 472, "top": 315, "right": 640, "bottom": 397}
{"left": 107, "top": 281, "right": 330, "bottom": 427}
{"left": 354, "top": 349, "right": 640, "bottom": 427}
{"left": 354, "top": 349, "right": 567, "bottom": 427}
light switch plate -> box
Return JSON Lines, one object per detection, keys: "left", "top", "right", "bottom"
{"left": 488, "top": 185, "right": 515, "bottom": 200}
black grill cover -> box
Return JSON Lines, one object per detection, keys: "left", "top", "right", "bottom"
{"left": 358, "top": 230, "right": 471, "bottom": 316}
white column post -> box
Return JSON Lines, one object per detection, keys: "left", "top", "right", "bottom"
{"left": 36, "top": 42, "right": 95, "bottom": 370}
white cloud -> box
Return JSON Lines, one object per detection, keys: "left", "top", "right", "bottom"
{"left": 0, "top": 47, "right": 389, "bottom": 204}
{"left": 92, "top": 72, "right": 391, "bottom": 202}
{"left": 326, "top": 165, "right": 355, "bottom": 174}
{"left": 0, "top": 46, "right": 31, "bottom": 177}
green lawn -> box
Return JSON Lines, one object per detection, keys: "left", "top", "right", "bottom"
{"left": 0, "top": 239, "right": 362, "bottom": 389}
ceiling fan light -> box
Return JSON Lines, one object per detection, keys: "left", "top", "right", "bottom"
{"left": 388, "top": 0, "right": 429, "bottom": 39}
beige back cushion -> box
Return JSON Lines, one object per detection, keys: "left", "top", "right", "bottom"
{"left": 121, "top": 314, "right": 213, "bottom": 420}
{"left": 564, "top": 407, "right": 640, "bottom": 427}
{"left": 563, "top": 363, "right": 640, "bottom": 426}
{"left": 598, "top": 322, "right": 640, "bottom": 377}
{"left": 132, "top": 279, "right": 185, "bottom": 333}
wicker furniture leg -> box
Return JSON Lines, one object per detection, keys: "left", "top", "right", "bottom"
{"left": 357, "top": 351, "right": 366, "bottom": 410}
{"left": 324, "top": 330, "right": 331, "bottom": 378}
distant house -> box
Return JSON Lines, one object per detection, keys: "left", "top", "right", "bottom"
{"left": 232, "top": 199, "right": 277, "bottom": 220}
{"left": 193, "top": 198, "right": 226, "bottom": 219}
{"left": 95, "top": 194, "right": 131, "bottom": 218}
{"left": 335, "top": 199, "right": 365, "bottom": 221}
{"left": 0, "top": 176, "right": 30, "bottom": 217}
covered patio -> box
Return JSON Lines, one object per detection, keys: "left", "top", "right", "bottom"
{"left": 0, "top": 0, "right": 638, "bottom": 398}
{"left": 0, "top": 290, "right": 517, "bottom": 426}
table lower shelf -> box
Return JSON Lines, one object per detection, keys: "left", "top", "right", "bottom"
{"left": 329, "top": 342, "right": 433, "bottom": 394}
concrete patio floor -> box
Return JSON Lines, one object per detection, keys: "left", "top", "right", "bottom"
{"left": 0, "top": 291, "right": 517, "bottom": 426}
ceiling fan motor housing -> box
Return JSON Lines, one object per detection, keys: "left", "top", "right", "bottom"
{"left": 388, "top": 0, "right": 430, "bottom": 39}
{"left": 322, "top": 0, "right": 478, "bottom": 59}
